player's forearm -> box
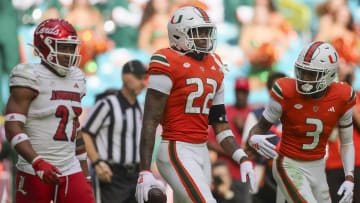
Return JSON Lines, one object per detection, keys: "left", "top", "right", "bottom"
{"left": 340, "top": 143, "right": 355, "bottom": 177}
{"left": 140, "top": 89, "right": 168, "bottom": 171}
{"left": 212, "top": 122, "right": 247, "bottom": 163}
{"left": 5, "top": 122, "right": 38, "bottom": 163}
{"left": 139, "top": 123, "right": 157, "bottom": 170}
{"left": 13, "top": 141, "right": 38, "bottom": 163}
{"left": 79, "top": 159, "right": 90, "bottom": 177}
{"left": 249, "top": 116, "right": 273, "bottom": 137}
{"left": 339, "top": 125, "right": 355, "bottom": 178}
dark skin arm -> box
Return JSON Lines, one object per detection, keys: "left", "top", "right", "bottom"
{"left": 4, "top": 87, "right": 39, "bottom": 163}
{"left": 212, "top": 122, "right": 248, "bottom": 163}
{"left": 248, "top": 116, "right": 273, "bottom": 137}
{"left": 140, "top": 89, "right": 169, "bottom": 171}
{"left": 75, "top": 131, "right": 90, "bottom": 179}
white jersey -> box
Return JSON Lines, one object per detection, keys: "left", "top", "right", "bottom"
{"left": 10, "top": 63, "right": 86, "bottom": 176}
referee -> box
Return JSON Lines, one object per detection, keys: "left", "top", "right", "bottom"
{"left": 82, "top": 60, "right": 147, "bottom": 203}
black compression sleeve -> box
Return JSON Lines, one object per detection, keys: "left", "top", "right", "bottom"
{"left": 208, "top": 104, "right": 228, "bottom": 125}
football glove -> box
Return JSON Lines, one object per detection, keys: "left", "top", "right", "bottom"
{"left": 249, "top": 134, "right": 278, "bottom": 159}
{"left": 337, "top": 180, "right": 354, "bottom": 203}
{"left": 32, "top": 157, "right": 62, "bottom": 185}
{"left": 136, "top": 170, "right": 165, "bottom": 203}
{"left": 240, "top": 160, "right": 256, "bottom": 192}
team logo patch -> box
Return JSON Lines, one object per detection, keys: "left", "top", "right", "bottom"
{"left": 183, "top": 62, "right": 191, "bottom": 68}
{"left": 294, "top": 104, "right": 303, "bottom": 109}
{"left": 313, "top": 106, "right": 319, "bottom": 112}
{"left": 211, "top": 66, "right": 216, "bottom": 71}
{"left": 200, "top": 66, "right": 205, "bottom": 72}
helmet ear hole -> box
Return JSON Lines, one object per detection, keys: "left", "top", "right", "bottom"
{"left": 173, "top": 35, "right": 180, "bottom": 40}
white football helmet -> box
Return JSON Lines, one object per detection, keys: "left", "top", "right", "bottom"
{"left": 295, "top": 41, "right": 338, "bottom": 95}
{"left": 167, "top": 6, "right": 217, "bottom": 53}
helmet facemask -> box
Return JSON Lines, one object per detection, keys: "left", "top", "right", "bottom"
{"left": 186, "top": 25, "right": 217, "bottom": 53}
{"left": 295, "top": 63, "right": 334, "bottom": 95}
{"left": 43, "top": 36, "right": 81, "bottom": 76}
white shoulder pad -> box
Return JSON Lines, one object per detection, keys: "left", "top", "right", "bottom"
{"left": 10, "top": 63, "right": 39, "bottom": 91}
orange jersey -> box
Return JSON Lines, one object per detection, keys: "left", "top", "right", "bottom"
{"left": 149, "top": 48, "right": 224, "bottom": 143}
{"left": 271, "top": 78, "right": 356, "bottom": 161}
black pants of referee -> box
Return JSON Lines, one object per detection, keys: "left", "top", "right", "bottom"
{"left": 96, "top": 164, "right": 139, "bottom": 203}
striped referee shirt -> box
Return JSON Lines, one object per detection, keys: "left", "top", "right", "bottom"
{"left": 82, "top": 91, "right": 143, "bottom": 165}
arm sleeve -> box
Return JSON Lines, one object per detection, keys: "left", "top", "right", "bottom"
{"left": 82, "top": 100, "right": 110, "bottom": 137}
{"left": 263, "top": 98, "right": 282, "bottom": 123}
{"left": 338, "top": 108, "right": 353, "bottom": 126}
{"left": 147, "top": 74, "right": 173, "bottom": 95}
{"left": 339, "top": 124, "right": 355, "bottom": 177}
{"left": 212, "top": 82, "right": 224, "bottom": 106}
{"left": 242, "top": 112, "right": 258, "bottom": 144}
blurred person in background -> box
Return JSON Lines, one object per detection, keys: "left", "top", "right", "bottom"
{"left": 242, "top": 72, "right": 285, "bottom": 203}
{"left": 212, "top": 161, "right": 238, "bottom": 203}
{"left": 239, "top": 3, "right": 289, "bottom": 91}
{"left": 208, "top": 77, "right": 254, "bottom": 203}
{"left": 248, "top": 41, "right": 355, "bottom": 203}
{"left": 103, "top": 0, "right": 143, "bottom": 49}
{"left": 136, "top": 6, "right": 255, "bottom": 203}
{"left": 4, "top": 18, "right": 94, "bottom": 203}
{"left": 65, "top": 0, "right": 113, "bottom": 74}
{"left": 316, "top": 0, "right": 347, "bottom": 37}
{"left": 315, "top": 4, "right": 359, "bottom": 67}
{"left": 138, "top": 0, "right": 173, "bottom": 55}
{"left": 82, "top": 60, "right": 147, "bottom": 203}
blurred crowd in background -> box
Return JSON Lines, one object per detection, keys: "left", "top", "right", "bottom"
{"left": 1, "top": 0, "right": 360, "bottom": 202}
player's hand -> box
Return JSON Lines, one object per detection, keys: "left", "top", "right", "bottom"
{"left": 337, "top": 180, "right": 354, "bottom": 203}
{"left": 94, "top": 161, "right": 113, "bottom": 183}
{"left": 135, "top": 170, "right": 165, "bottom": 203}
{"left": 240, "top": 160, "right": 256, "bottom": 192}
{"left": 32, "top": 157, "right": 62, "bottom": 185}
{"left": 249, "top": 134, "right": 278, "bottom": 159}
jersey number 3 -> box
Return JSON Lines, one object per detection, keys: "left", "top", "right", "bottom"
{"left": 302, "top": 118, "right": 324, "bottom": 150}
{"left": 185, "top": 78, "right": 217, "bottom": 114}
{"left": 53, "top": 105, "right": 82, "bottom": 142}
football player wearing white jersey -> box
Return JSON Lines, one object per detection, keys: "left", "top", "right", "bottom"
{"left": 4, "top": 19, "right": 94, "bottom": 203}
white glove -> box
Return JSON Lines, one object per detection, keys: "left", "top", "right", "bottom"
{"left": 337, "top": 180, "right": 354, "bottom": 203}
{"left": 249, "top": 134, "right": 278, "bottom": 159}
{"left": 135, "top": 170, "right": 166, "bottom": 203}
{"left": 240, "top": 160, "right": 256, "bottom": 192}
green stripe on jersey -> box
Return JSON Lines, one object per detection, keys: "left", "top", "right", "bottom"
{"left": 349, "top": 88, "right": 356, "bottom": 103}
{"left": 272, "top": 82, "right": 283, "bottom": 99}
{"left": 151, "top": 54, "right": 169, "bottom": 66}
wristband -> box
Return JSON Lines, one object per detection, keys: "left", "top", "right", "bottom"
{"left": 76, "top": 152, "right": 88, "bottom": 161}
{"left": 85, "top": 176, "right": 92, "bottom": 182}
{"left": 232, "top": 149, "right": 247, "bottom": 164}
{"left": 10, "top": 133, "right": 30, "bottom": 148}
{"left": 31, "top": 156, "right": 42, "bottom": 166}
{"left": 216, "top": 129, "right": 234, "bottom": 144}
{"left": 91, "top": 159, "right": 103, "bottom": 168}
{"left": 5, "top": 113, "right": 26, "bottom": 123}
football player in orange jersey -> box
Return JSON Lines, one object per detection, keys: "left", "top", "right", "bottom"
{"left": 135, "top": 6, "right": 256, "bottom": 203}
{"left": 248, "top": 41, "right": 355, "bottom": 203}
